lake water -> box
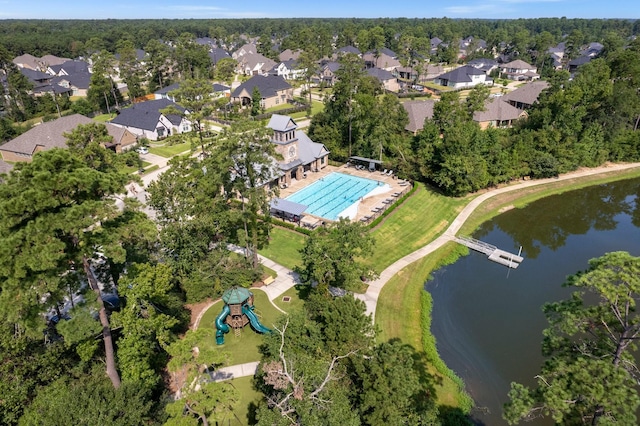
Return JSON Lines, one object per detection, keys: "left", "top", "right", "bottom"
{"left": 426, "top": 177, "right": 640, "bottom": 425}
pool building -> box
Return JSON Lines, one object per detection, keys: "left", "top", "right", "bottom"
{"left": 268, "top": 114, "right": 330, "bottom": 188}
{"left": 265, "top": 114, "right": 408, "bottom": 225}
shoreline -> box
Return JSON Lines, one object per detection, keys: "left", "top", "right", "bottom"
{"left": 374, "top": 163, "right": 640, "bottom": 413}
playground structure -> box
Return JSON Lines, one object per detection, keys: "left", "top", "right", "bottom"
{"left": 215, "top": 287, "right": 271, "bottom": 345}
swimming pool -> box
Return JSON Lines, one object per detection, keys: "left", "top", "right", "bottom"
{"left": 286, "top": 172, "right": 390, "bottom": 220}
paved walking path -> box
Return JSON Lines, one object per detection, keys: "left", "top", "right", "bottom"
{"left": 198, "top": 162, "right": 640, "bottom": 381}
{"left": 355, "top": 162, "right": 640, "bottom": 320}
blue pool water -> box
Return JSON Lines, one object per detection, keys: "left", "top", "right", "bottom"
{"left": 286, "top": 172, "right": 383, "bottom": 220}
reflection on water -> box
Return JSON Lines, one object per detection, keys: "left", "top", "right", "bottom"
{"left": 426, "top": 177, "right": 640, "bottom": 425}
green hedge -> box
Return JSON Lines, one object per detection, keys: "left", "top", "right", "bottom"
{"left": 269, "top": 217, "right": 313, "bottom": 236}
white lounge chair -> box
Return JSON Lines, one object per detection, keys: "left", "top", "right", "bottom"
{"left": 386, "top": 169, "right": 394, "bottom": 176}
{"left": 381, "top": 169, "right": 388, "bottom": 175}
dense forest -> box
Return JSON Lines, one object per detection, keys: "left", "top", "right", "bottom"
{"left": 0, "top": 17, "right": 638, "bottom": 58}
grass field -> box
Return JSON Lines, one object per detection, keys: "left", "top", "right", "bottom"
{"left": 375, "top": 242, "right": 472, "bottom": 410}
{"left": 149, "top": 141, "right": 192, "bottom": 157}
{"left": 227, "top": 376, "right": 263, "bottom": 426}
{"left": 259, "top": 227, "right": 306, "bottom": 270}
{"left": 289, "top": 100, "right": 324, "bottom": 120}
{"left": 364, "top": 184, "right": 471, "bottom": 273}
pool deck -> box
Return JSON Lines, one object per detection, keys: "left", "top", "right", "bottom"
{"left": 277, "top": 165, "right": 412, "bottom": 226}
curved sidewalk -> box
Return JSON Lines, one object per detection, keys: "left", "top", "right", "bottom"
{"left": 355, "top": 162, "right": 640, "bottom": 320}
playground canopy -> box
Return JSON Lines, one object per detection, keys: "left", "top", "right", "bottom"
{"left": 222, "top": 287, "right": 252, "bottom": 305}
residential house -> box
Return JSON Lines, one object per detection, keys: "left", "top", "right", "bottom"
{"left": 209, "top": 48, "right": 232, "bottom": 66}
{"left": 502, "top": 81, "right": 550, "bottom": 110}
{"left": 473, "top": 98, "right": 527, "bottom": 129}
{"left": 13, "top": 54, "right": 69, "bottom": 71}
{"left": 430, "top": 37, "right": 444, "bottom": 55}
{"left": 267, "top": 114, "right": 330, "bottom": 187}
{"left": 50, "top": 72, "right": 91, "bottom": 97}
{"left": 467, "top": 58, "right": 498, "bottom": 75}
{"left": 335, "top": 46, "right": 361, "bottom": 57}
{"left": 318, "top": 61, "right": 341, "bottom": 86}
{"left": 500, "top": 60, "right": 539, "bottom": 81}
{"left": 366, "top": 67, "right": 400, "bottom": 92}
{"left": 567, "top": 56, "right": 592, "bottom": 74}
{"left": 395, "top": 64, "right": 444, "bottom": 83}
{"left": 232, "top": 43, "right": 258, "bottom": 60}
{"left": 230, "top": 75, "right": 293, "bottom": 109}
{"left": 0, "top": 114, "right": 137, "bottom": 162}
{"left": 580, "top": 42, "right": 604, "bottom": 58}
{"left": 212, "top": 83, "right": 231, "bottom": 98}
{"left": 271, "top": 59, "right": 305, "bottom": 80}
{"left": 237, "top": 53, "right": 277, "bottom": 76}
{"left": 363, "top": 51, "right": 401, "bottom": 71}
{"left": 154, "top": 82, "right": 181, "bottom": 101}
{"left": 548, "top": 42, "right": 565, "bottom": 70}
{"left": 109, "top": 98, "right": 191, "bottom": 141}
{"left": 434, "top": 65, "right": 493, "bottom": 89}
{"left": 279, "top": 49, "right": 303, "bottom": 61}
{"left": 195, "top": 37, "right": 218, "bottom": 48}
{"left": 459, "top": 36, "right": 487, "bottom": 59}
{"left": 46, "top": 60, "right": 90, "bottom": 76}
{"left": 19, "top": 68, "right": 53, "bottom": 89}
{"left": 402, "top": 100, "right": 436, "bottom": 134}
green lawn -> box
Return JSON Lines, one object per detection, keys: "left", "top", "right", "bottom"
{"left": 265, "top": 103, "right": 296, "bottom": 112}
{"left": 93, "top": 113, "right": 116, "bottom": 122}
{"left": 149, "top": 141, "right": 192, "bottom": 157}
{"left": 289, "top": 100, "right": 324, "bottom": 120}
{"left": 375, "top": 243, "right": 471, "bottom": 409}
{"left": 271, "top": 284, "right": 310, "bottom": 314}
{"left": 228, "top": 376, "right": 262, "bottom": 426}
{"left": 198, "top": 290, "right": 286, "bottom": 365}
{"left": 364, "top": 184, "right": 471, "bottom": 273}
{"left": 259, "top": 227, "right": 306, "bottom": 270}
{"left": 120, "top": 160, "right": 151, "bottom": 174}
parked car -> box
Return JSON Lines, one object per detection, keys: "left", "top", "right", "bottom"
{"left": 136, "top": 146, "right": 149, "bottom": 155}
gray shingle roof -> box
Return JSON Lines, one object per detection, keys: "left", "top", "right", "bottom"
{"left": 0, "top": 114, "right": 129, "bottom": 156}
{"left": 52, "top": 72, "right": 92, "bottom": 90}
{"left": 436, "top": 65, "right": 486, "bottom": 83}
{"left": 49, "top": 60, "right": 89, "bottom": 75}
{"left": 231, "top": 75, "right": 291, "bottom": 98}
{"left": 366, "top": 67, "right": 395, "bottom": 81}
{"left": 20, "top": 68, "right": 51, "bottom": 82}
{"left": 296, "top": 130, "right": 329, "bottom": 165}
{"left": 402, "top": 100, "right": 436, "bottom": 133}
{"left": 337, "top": 46, "right": 361, "bottom": 55}
{"left": 502, "top": 81, "right": 550, "bottom": 107}
{"left": 267, "top": 114, "right": 297, "bottom": 133}
{"left": 208, "top": 48, "right": 231, "bottom": 64}
{"left": 110, "top": 99, "right": 185, "bottom": 131}
{"left": 473, "top": 98, "right": 525, "bottom": 122}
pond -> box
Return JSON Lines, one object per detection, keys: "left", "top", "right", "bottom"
{"left": 426, "top": 177, "right": 640, "bottom": 425}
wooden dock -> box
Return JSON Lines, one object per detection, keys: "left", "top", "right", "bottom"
{"left": 454, "top": 236, "right": 523, "bottom": 269}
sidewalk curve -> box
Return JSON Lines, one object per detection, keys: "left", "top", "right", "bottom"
{"left": 355, "top": 162, "right": 640, "bottom": 320}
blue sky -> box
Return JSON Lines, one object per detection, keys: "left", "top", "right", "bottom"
{"left": 0, "top": 0, "right": 635, "bottom": 20}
